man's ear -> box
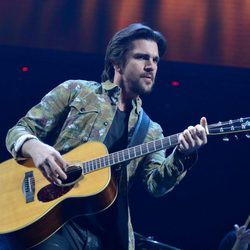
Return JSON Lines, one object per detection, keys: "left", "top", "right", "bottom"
{"left": 113, "top": 64, "right": 122, "bottom": 73}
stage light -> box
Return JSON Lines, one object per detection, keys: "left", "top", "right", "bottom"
{"left": 21, "top": 66, "right": 29, "bottom": 72}
{"left": 171, "top": 81, "right": 180, "bottom": 87}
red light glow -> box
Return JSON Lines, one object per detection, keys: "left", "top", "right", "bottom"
{"left": 171, "top": 81, "right": 180, "bottom": 87}
{"left": 21, "top": 66, "right": 29, "bottom": 72}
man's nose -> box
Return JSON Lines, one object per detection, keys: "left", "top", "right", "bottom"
{"left": 145, "top": 59, "right": 156, "bottom": 71}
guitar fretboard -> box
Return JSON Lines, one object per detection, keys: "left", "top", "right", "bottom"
{"left": 82, "top": 133, "right": 180, "bottom": 174}
{"left": 81, "top": 117, "right": 250, "bottom": 174}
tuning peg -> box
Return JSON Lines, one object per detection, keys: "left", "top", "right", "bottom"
{"left": 246, "top": 133, "right": 250, "bottom": 139}
{"left": 222, "top": 137, "right": 229, "bottom": 142}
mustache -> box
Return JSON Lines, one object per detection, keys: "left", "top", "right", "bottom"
{"left": 140, "top": 73, "right": 154, "bottom": 79}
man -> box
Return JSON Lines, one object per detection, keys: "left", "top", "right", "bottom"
{"left": 5, "top": 23, "right": 207, "bottom": 249}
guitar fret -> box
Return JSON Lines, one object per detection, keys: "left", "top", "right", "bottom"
{"left": 104, "top": 156, "right": 108, "bottom": 167}
{"left": 155, "top": 140, "right": 162, "bottom": 151}
{"left": 129, "top": 148, "right": 133, "bottom": 159}
{"left": 118, "top": 151, "right": 122, "bottom": 162}
{"left": 82, "top": 163, "right": 86, "bottom": 174}
{"left": 121, "top": 150, "right": 125, "bottom": 161}
{"left": 141, "top": 144, "right": 145, "bottom": 154}
{"left": 92, "top": 160, "right": 95, "bottom": 170}
{"left": 88, "top": 162, "right": 92, "bottom": 172}
{"left": 86, "top": 161, "right": 90, "bottom": 172}
{"left": 152, "top": 142, "right": 155, "bottom": 151}
{"left": 132, "top": 147, "right": 136, "bottom": 158}
{"left": 128, "top": 148, "right": 131, "bottom": 159}
{"left": 149, "top": 141, "right": 154, "bottom": 152}
{"left": 89, "top": 160, "right": 93, "bottom": 170}
{"left": 96, "top": 158, "right": 100, "bottom": 169}
{"left": 114, "top": 154, "right": 117, "bottom": 164}
{"left": 168, "top": 136, "right": 171, "bottom": 146}
{"left": 124, "top": 149, "right": 129, "bottom": 161}
{"left": 122, "top": 151, "right": 125, "bottom": 161}
{"left": 110, "top": 154, "right": 114, "bottom": 165}
{"left": 119, "top": 152, "right": 122, "bottom": 162}
{"left": 102, "top": 156, "right": 106, "bottom": 167}
{"left": 141, "top": 144, "right": 146, "bottom": 155}
{"left": 103, "top": 155, "right": 108, "bottom": 167}
{"left": 135, "top": 145, "right": 141, "bottom": 157}
{"left": 92, "top": 160, "right": 96, "bottom": 170}
{"left": 100, "top": 157, "right": 103, "bottom": 168}
{"left": 91, "top": 159, "right": 95, "bottom": 170}
{"left": 113, "top": 153, "right": 118, "bottom": 164}
{"left": 85, "top": 163, "right": 89, "bottom": 173}
{"left": 101, "top": 156, "right": 104, "bottom": 167}
{"left": 89, "top": 160, "right": 92, "bottom": 171}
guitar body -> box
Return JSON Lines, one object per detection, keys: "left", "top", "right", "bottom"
{"left": 1, "top": 117, "right": 249, "bottom": 249}
{"left": 0, "top": 142, "right": 117, "bottom": 249}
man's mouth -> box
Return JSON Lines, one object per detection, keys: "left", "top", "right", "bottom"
{"left": 141, "top": 74, "right": 153, "bottom": 81}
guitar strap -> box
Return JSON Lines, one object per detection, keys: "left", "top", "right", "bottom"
{"left": 127, "top": 108, "right": 150, "bottom": 148}
{"left": 115, "top": 108, "right": 150, "bottom": 249}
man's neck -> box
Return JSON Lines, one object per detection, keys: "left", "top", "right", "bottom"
{"left": 113, "top": 76, "right": 138, "bottom": 111}
{"left": 118, "top": 99, "right": 131, "bottom": 112}
{"left": 118, "top": 90, "right": 136, "bottom": 112}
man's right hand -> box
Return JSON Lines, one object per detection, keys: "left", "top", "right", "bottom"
{"left": 21, "top": 139, "right": 68, "bottom": 184}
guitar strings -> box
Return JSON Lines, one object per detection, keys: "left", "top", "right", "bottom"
{"left": 34, "top": 118, "right": 250, "bottom": 185}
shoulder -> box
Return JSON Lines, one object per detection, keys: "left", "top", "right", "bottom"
{"left": 140, "top": 109, "right": 163, "bottom": 141}
{"left": 47, "top": 80, "right": 101, "bottom": 101}
{"left": 60, "top": 80, "right": 101, "bottom": 93}
{"left": 149, "top": 120, "right": 163, "bottom": 132}
{"left": 146, "top": 118, "right": 164, "bottom": 141}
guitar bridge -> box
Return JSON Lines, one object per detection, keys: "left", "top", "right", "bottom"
{"left": 22, "top": 171, "right": 35, "bottom": 203}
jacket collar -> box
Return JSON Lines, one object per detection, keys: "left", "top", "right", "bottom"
{"left": 102, "top": 80, "right": 142, "bottom": 114}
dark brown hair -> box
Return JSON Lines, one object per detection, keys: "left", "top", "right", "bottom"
{"left": 101, "top": 23, "right": 167, "bottom": 82}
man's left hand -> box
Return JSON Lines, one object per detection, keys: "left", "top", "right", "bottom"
{"left": 177, "top": 117, "right": 208, "bottom": 155}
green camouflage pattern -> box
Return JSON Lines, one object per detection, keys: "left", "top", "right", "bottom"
{"left": 6, "top": 80, "right": 196, "bottom": 249}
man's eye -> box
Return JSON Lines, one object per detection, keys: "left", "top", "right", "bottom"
{"left": 154, "top": 58, "right": 160, "bottom": 63}
{"left": 135, "top": 54, "right": 147, "bottom": 60}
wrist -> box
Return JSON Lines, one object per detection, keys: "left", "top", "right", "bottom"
{"left": 21, "top": 138, "right": 40, "bottom": 158}
{"left": 174, "top": 147, "right": 198, "bottom": 171}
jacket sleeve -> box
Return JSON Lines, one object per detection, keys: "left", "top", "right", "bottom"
{"left": 5, "top": 80, "right": 81, "bottom": 158}
{"left": 141, "top": 121, "right": 197, "bottom": 197}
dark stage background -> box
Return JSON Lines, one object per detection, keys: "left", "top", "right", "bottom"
{"left": 0, "top": 1, "right": 250, "bottom": 250}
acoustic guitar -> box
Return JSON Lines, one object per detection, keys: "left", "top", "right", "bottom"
{"left": 0, "top": 117, "right": 249, "bottom": 249}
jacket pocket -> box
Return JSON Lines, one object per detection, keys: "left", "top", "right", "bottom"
{"left": 59, "top": 100, "right": 99, "bottom": 143}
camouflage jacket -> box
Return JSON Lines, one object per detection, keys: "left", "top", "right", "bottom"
{"left": 6, "top": 80, "right": 196, "bottom": 249}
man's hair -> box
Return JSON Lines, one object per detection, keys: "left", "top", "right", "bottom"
{"left": 101, "top": 23, "right": 167, "bottom": 82}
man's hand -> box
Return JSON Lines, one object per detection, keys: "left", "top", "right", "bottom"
{"left": 232, "top": 224, "right": 250, "bottom": 250}
{"left": 177, "top": 117, "right": 208, "bottom": 155}
{"left": 21, "top": 139, "right": 68, "bottom": 184}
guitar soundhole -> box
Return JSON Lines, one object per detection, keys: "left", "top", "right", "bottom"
{"left": 37, "top": 165, "right": 82, "bottom": 202}
{"left": 62, "top": 165, "right": 83, "bottom": 185}
{"left": 37, "top": 184, "right": 73, "bottom": 202}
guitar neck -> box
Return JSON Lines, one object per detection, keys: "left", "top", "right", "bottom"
{"left": 82, "top": 117, "right": 250, "bottom": 173}
{"left": 83, "top": 133, "right": 181, "bottom": 173}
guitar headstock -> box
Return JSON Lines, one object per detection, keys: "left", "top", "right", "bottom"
{"left": 207, "top": 117, "right": 250, "bottom": 138}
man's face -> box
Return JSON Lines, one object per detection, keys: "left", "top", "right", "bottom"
{"left": 119, "top": 39, "right": 159, "bottom": 96}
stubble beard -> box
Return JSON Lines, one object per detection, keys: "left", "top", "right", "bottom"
{"left": 131, "top": 78, "right": 155, "bottom": 96}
